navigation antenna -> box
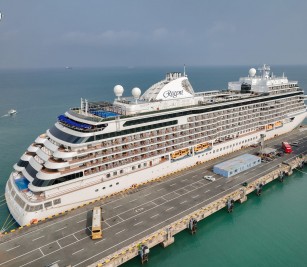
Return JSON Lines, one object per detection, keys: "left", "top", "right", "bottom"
{"left": 183, "top": 64, "right": 186, "bottom": 77}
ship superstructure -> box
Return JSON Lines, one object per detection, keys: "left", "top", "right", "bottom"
{"left": 5, "top": 65, "right": 307, "bottom": 226}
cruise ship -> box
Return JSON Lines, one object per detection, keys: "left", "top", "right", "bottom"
{"left": 5, "top": 65, "right": 307, "bottom": 226}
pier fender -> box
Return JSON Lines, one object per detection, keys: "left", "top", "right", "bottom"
{"left": 188, "top": 218, "right": 198, "bottom": 234}
{"left": 138, "top": 244, "right": 149, "bottom": 264}
{"left": 279, "top": 171, "right": 285, "bottom": 182}
{"left": 239, "top": 188, "right": 247, "bottom": 203}
{"left": 256, "top": 183, "right": 264, "bottom": 196}
{"left": 226, "top": 199, "right": 234, "bottom": 213}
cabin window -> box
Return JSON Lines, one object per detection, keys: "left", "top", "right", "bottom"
{"left": 53, "top": 199, "right": 61, "bottom": 205}
{"left": 44, "top": 201, "right": 52, "bottom": 208}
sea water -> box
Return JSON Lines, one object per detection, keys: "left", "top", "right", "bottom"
{"left": 0, "top": 66, "right": 306, "bottom": 266}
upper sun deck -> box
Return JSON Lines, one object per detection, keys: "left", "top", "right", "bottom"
{"left": 65, "top": 65, "right": 301, "bottom": 126}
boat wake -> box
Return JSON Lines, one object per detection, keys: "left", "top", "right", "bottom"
{"left": 1, "top": 114, "right": 9, "bottom": 117}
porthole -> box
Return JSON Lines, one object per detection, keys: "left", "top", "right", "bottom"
{"left": 95, "top": 189, "right": 98, "bottom": 192}
{"left": 103, "top": 187, "right": 106, "bottom": 189}
{"left": 116, "top": 182, "right": 119, "bottom": 185}
{"left": 109, "top": 184, "right": 112, "bottom": 187}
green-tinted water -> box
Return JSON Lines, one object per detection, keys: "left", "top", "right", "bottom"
{"left": 123, "top": 168, "right": 307, "bottom": 267}
{"left": 0, "top": 66, "right": 306, "bottom": 266}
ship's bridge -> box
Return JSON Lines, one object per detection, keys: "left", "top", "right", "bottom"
{"left": 141, "top": 72, "right": 195, "bottom": 102}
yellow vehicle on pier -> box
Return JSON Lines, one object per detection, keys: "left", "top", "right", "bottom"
{"left": 91, "top": 207, "right": 102, "bottom": 240}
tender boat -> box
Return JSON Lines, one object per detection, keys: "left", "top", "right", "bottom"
{"left": 8, "top": 109, "right": 17, "bottom": 116}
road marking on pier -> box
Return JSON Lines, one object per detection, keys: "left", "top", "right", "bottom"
{"left": 170, "top": 183, "right": 176, "bottom": 187}
{"left": 116, "top": 229, "right": 126, "bottom": 235}
{"left": 104, "top": 220, "right": 111, "bottom": 227}
{"left": 129, "top": 199, "right": 137, "bottom": 203}
{"left": 166, "top": 207, "right": 174, "bottom": 212}
{"left": 144, "top": 192, "right": 152, "bottom": 197}
{"left": 55, "top": 226, "right": 67, "bottom": 232}
{"left": 56, "top": 241, "right": 62, "bottom": 249}
{"left": 133, "top": 221, "right": 143, "bottom": 226}
{"left": 205, "top": 189, "right": 210, "bottom": 193}
{"left": 192, "top": 175, "right": 197, "bottom": 178}
{"left": 118, "top": 215, "right": 125, "bottom": 221}
{"left": 192, "top": 194, "right": 200, "bottom": 198}
{"left": 39, "top": 248, "right": 45, "bottom": 256}
{"left": 32, "top": 235, "right": 44, "bottom": 242}
{"left": 150, "top": 214, "right": 159, "bottom": 219}
{"left": 95, "top": 238, "right": 106, "bottom": 245}
{"left": 216, "top": 185, "right": 222, "bottom": 188}
{"left": 72, "top": 248, "right": 84, "bottom": 255}
{"left": 180, "top": 200, "right": 187, "bottom": 204}
{"left": 182, "top": 178, "right": 188, "bottom": 182}
{"left": 113, "top": 204, "right": 122, "bottom": 209}
{"left": 49, "top": 260, "right": 60, "bottom": 266}
{"left": 73, "top": 234, "right": 79, "bottom": 241}
{"left": 157, "top": 188, "right": 165, "bottom": 191}
{"left": 77, "top": 219, "right": 86, "bottom": 224}
{"left": 6, "top": 245, "right": 20, "bottom": 252}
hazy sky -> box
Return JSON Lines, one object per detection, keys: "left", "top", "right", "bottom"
{"left": 1, "top": 0, "right": 307, "bottom": 68}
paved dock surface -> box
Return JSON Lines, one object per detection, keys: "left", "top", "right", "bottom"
{"left": 1, "top": 128, "right": 307, "bottom": 267}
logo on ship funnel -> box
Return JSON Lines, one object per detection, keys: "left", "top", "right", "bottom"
{"left": 163, "top": 90, "right": 184, "bottom": 99}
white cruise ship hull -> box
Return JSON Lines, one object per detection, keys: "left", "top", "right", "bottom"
{"left": 5, "top": 111, "right": 306, "bottom": 226}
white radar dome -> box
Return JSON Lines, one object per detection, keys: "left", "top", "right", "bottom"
{"left": 249, "top": 68, "right": 256, "bottom": 77}
{"left": 132, "top": 87, "right": 141, "bottom": 99}
{"left": 114, "top": 85, "right": 124, "bottom": 98}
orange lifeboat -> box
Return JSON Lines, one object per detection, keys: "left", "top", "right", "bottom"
{"left": 266, "top": 124, "right": 274, "bottom": 131}
{"left": 194, "top": 142, "right": 210, "bottom": 153}
{"left": 171, "top": 148, "right": 189, "bottom": 160}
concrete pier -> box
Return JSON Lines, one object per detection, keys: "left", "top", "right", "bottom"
{"left": 89, "top": 154, "right": 307, "bottom": 267}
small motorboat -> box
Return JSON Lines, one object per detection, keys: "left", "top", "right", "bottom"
{"left": 8, "top": 109, "right": 17, "bottom": 116}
